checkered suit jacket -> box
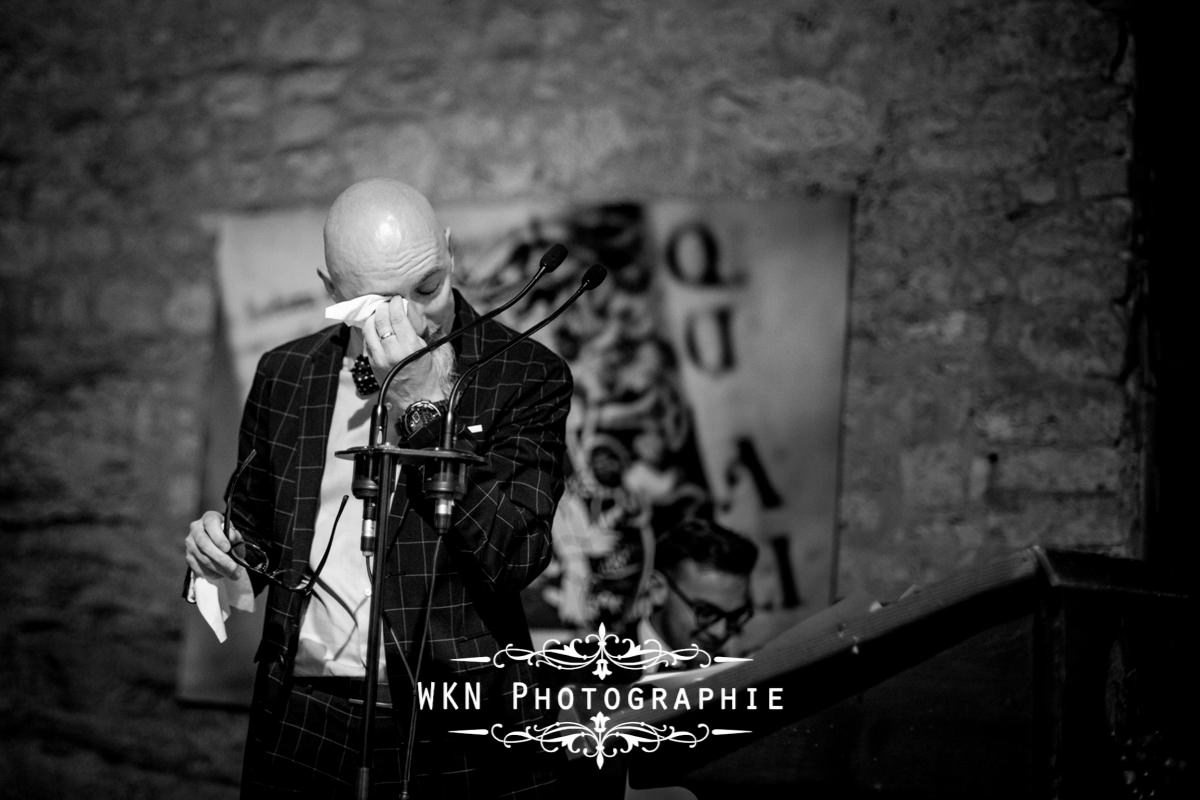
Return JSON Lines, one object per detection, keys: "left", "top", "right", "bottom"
{"left": 232, "top": 290, "right": 570, "bottom": 790}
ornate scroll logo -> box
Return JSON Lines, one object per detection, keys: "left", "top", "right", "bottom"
{"left": 454, "top": 715, "right": 748, "bottom": 769}
{"left": 454, "top": 622, "right": 742, "bottom": 680}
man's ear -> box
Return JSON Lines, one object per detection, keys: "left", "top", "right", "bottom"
{"left": 646, "top": 570, "right": 669, "bottom": 608}
{"left": 316, "top": 269, "right": 337, "bottom": 299}
{"left": 444, "top": 227, "right": 456, "bottom": 277}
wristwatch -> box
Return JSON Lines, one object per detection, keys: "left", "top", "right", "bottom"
{"left": 400, "top": 399, "right": 445, "bottom": 438}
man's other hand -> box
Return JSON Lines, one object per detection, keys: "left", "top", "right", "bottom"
{"left": 185, "top": 510, "right": 244, "bottom": 581}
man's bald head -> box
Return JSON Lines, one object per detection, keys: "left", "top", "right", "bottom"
{"left": 322, "top": 178, "right": 452, "bottom": 302}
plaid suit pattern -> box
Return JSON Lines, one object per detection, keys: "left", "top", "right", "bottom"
{"left": 234, "top": 291, "right": 571, "bottom": 798}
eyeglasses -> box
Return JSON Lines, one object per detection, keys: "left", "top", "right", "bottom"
{"left": 224, "top": 449, "right": 342, "bottom": 594}
{"left": 661, "top": 571, "right": 754, "bottom": 635}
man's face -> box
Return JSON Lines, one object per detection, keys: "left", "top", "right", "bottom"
{"left": 652, "top": 559, "right": 752, "bottom": 655}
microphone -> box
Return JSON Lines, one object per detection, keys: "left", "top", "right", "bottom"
{"left": 351, "top": 451, "right": 379, "bottom": 553}
{"left": 426, "top": 263, "right": 608, "bottom": 535}
{"left": 353, "top": 243, "right": 568, "bottom": 553}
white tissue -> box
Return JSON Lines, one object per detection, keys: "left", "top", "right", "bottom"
{"left": 325, "top": 294, "right": 407, "bottom": 328}
{"left": 189, "top": 571, "right": 255, "bottom": 643}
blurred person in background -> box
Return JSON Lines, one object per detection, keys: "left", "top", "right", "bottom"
{"left": 638, "top": 517, "right": 758, "bottom": 670}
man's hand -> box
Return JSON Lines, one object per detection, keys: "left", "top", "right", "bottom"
{"left": 185, "top": 510, "right": 243, "bottom": 581}
{"left": 362, "top": 295, "right": 449, "bottom": 408}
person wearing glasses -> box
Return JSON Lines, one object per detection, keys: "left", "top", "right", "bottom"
{"left": 183, "top": 178, "right": 570, "bottom": 798}
{"left": 639, "top": 518, "right": 758, "bottom": 669}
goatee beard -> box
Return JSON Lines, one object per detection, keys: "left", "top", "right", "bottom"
{"left": 429, "top": 341, "right": 457, "bottom": 397}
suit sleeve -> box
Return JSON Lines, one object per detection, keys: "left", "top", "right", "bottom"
{"left": 442, "top": 350, "right": 572, "bottom": 594}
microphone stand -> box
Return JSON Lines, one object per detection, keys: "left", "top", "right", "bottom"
{"left": 337, "top": 246, "right": 568, "bottom": 799}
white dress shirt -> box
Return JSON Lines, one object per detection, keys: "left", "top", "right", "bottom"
{"left": 292, "top": 349, "right": 387, "bottom": 679}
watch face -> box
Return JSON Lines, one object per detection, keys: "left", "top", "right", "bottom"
{"left": 404, "top": 400, "right": 442, "bottom": 436}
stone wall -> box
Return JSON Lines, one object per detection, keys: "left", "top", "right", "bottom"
{"left": 0, "top": 0, "right": 1136, "bottom": 795}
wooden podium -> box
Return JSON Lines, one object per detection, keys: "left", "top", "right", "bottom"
{"left": 575, "top": 547, "right": 1192, "bottom": 799}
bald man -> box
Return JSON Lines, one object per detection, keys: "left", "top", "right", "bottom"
{"left": 185, "top": 178, "right": 570, "bottom": 798}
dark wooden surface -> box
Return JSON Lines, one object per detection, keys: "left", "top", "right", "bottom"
{"left": 607, "top": 548, "right": 1192, "bottom": 800}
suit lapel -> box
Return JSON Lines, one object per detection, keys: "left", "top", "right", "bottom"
{"left": 288, "top": 325, "right": 345, "bottom": 574}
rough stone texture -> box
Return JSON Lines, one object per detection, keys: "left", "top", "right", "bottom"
{"left": 0, "top": 0, "right": 1140, "bottom": 796}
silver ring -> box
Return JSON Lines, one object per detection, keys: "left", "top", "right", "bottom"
{"left": 380, "top": 329, "right": 396, "bottom": 340}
